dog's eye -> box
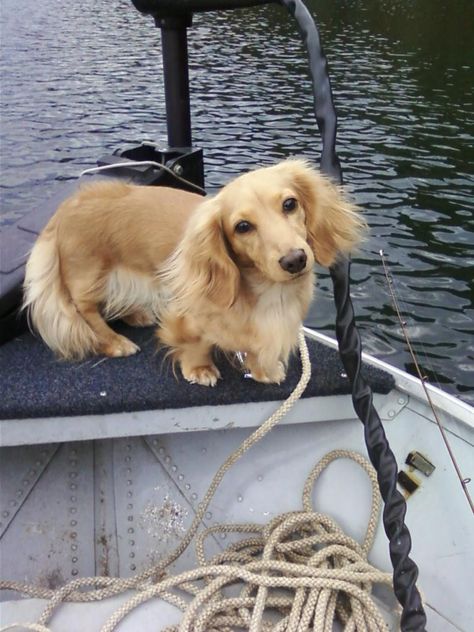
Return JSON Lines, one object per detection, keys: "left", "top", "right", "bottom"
{"left": 235, "top": 220, "right": 253, "bottom": 234}
{"left": 282, "top": 197, "right": 298, "bottom": 213}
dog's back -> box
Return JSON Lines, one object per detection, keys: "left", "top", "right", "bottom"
{"left": 23, "top": 181, "right": 202, "bottom": 359}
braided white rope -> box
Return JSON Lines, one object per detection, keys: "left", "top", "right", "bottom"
{"left": 0, "top": 331, "right": 396, "bottom": 631}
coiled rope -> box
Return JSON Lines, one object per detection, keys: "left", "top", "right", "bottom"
{"left": 1, "top": 331, "right": 396, "bottom": 631}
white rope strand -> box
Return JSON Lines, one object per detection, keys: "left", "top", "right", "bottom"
{"left": 80, "top": 161, "right": 206, "bottom": 195}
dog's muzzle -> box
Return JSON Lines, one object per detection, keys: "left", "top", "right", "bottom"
{"left": 279, "top": 249, "right": 307, "bottom": 274}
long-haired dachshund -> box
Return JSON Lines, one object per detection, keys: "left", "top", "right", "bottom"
{"left": 23, "top": 160, "right": 365, "bottom": 385}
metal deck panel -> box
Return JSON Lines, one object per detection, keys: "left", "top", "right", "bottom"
{"left": 1, "top": 390, "right": 472, "bottom": 630}
{"left": 0, "top": 392, "right": 390, "bottom": 447}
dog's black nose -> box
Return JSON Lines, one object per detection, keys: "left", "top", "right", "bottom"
{"left": 279, "top": 249, "right": 307, "bottom": 274}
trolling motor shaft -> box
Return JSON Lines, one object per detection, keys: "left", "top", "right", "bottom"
{"left": 102, "top": 1, "right": 273, "bottom": 190}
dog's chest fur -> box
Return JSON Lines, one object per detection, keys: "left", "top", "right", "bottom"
{"left": 250, "top": 275, "right": 314, "bottom": 356}
{"left": 201, "top": 273, "right": 314, "bottom": 359}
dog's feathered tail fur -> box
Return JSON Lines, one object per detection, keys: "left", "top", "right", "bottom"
{"left": 23, "top": 224, "right": 98, "bottom": 360}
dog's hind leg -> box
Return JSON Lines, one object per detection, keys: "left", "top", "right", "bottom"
{"left": 81, "top": 305, "right": 140, "bottom": 357}
{"left": 66, "top": 271, "right": 140, "bottom": 358}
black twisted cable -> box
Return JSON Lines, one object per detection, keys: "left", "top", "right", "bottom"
{"left": 330, "top": 259, "right": 427, "bottom": 631}
{"left": 279, "top": 0, "right": 427, "bottom": 629}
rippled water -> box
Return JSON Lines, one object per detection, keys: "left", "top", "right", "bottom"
{"left": 1, "top": 0, "right": 473, "bottom": 403}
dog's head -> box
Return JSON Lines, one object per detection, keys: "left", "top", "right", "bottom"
{"left": 166, "top": 160, "right": 365, "bottom": 309}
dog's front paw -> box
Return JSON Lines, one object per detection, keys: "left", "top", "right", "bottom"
{"left": 102, "top": 335, "right": 140, "bottom": 358}
{"left": 182, "top": 364, "right": 221, "bottom": 387}
{"left": 250, "top": 361, "right": 286, "bottom": 385}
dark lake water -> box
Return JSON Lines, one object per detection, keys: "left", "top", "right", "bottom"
{"left": 1, "top": 0, "right": 473, "bottom": 403}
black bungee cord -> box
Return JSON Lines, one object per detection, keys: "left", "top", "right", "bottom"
{"left": 279, "top": 1, "right": 427, "bottom": 629}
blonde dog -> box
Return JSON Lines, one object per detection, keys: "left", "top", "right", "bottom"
{"left": 23, "top": 160, "right": 365, "bottom": 386}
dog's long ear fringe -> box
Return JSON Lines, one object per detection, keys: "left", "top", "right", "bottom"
{"left": 159, "top": 197, "right": 240, "bottom": 310}
{"left": 284, "top": 160, "right": 366, "bottom": 267}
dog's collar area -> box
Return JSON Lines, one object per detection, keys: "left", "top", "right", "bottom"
{"left": 234, "top": 350, "right": 253, "bottom": 379}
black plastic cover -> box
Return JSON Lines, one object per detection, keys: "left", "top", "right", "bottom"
{"left": 132, "top": 0, "right": 274, "bottom": 18}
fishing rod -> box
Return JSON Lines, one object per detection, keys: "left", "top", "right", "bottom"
{"left": 379, "top": 249, "right": 474, "bottom": 514}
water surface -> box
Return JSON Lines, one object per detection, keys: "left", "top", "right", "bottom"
{"left": 1, "top": 0, "right": 473, "bottom": 402}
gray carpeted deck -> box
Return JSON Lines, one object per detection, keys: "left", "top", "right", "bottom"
{"left": 0, "top": 323, "right": 394, "bottom": 420}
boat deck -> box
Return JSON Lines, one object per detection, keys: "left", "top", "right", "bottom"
{"left": 0, "top": 331, "right": 472, "bottom": 631}
{"left": 0, "top": 324, "right": 393, "bottom": 437}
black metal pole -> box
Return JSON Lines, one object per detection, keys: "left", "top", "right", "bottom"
{"left": 157, "top": 16, "right": 193, "bottom": 147}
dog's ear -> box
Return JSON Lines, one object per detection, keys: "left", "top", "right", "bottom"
{"left": 285, "top": 160, "right": 366, "bottom": 267}
{"left": 166, "top": 196, "right": 240, "bottom": 309}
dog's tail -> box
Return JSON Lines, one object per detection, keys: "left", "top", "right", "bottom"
{"left": 23, "top": 226, "right": 98, "bottom": 359}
